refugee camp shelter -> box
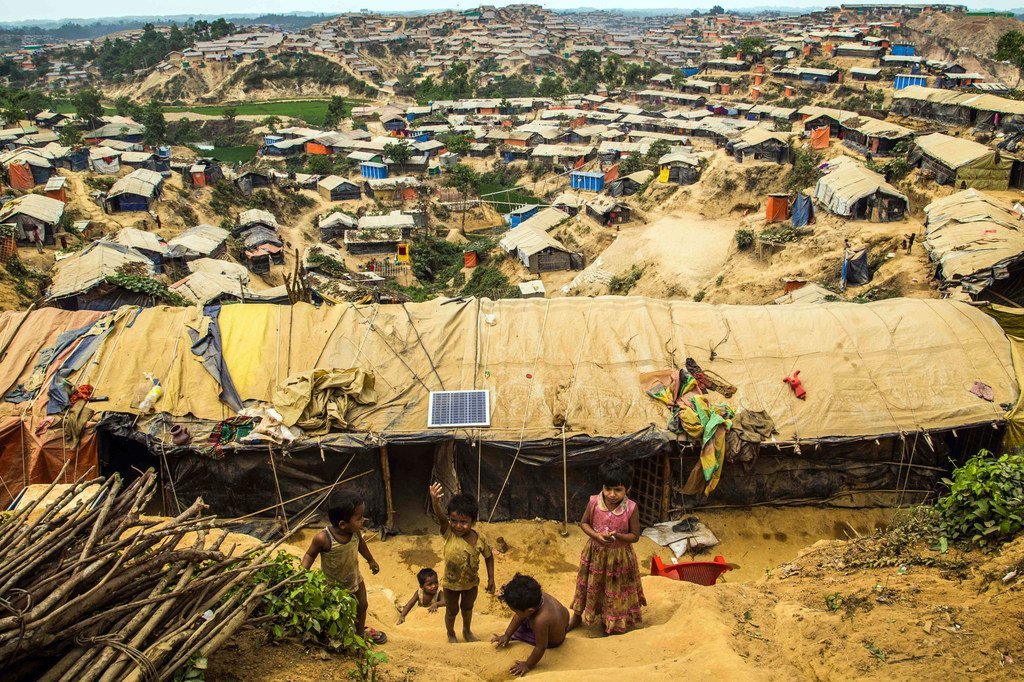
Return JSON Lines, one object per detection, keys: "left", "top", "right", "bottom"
{"left": 1, "top": 149, "right": 53, "bottom": 188}
{"left": 104, "top": 169, "right": 164, "bottom": 213}
{"left": 165, "top": 224, "right": 230, "bottom": 263}
{"left": 46, "top": 241, "right": 156, "bottom": 309}
{"left": 499, "top": 224, "right": 574, "bottom": 273}
{"left": 658, "top": 151, "right": 704, "bottom": 184}
{"left": 44, "top": 176, "right": 67, "bottom": 203}
{"left": 814, "top": 156, "right": 908, "bottom": 221}
{"left": 730, "top": 127, "right": 791, "bottom": 163}
{"left": 111, "top": 228, "right": 167, "bottom": 270}
{"left": 0, "top": 194, "right": 65, "bottom": 245}
{"left": 237, "top": 209, "right": 278, "bottom": 234}
{"left": 345, "top": 212, "right": 415, "bottom": 255}
{"left": 241, "top": 227, "right": 284, "bottom": 274}
{"left": 235, "top": 168, "right": 274, "bottom": 194}
{"left": 923, "top": 189, "right": 1024, "bottom": 304}
{"left": 911, "top": 132, "right": 1019, "bottom": 190}
{"left": 187, "top": 161, "right": 224, "bottom": 188}
{"left": 318, "top": 176, "right": 362, "bottom": 201}
{"left": 607, "top": 170, "right": 653, "bottom": 197}
{"left": 839, "top": 117, "right": 914, "bottom": 156}
{"left": 0, "top": 298, "right": 1014, "bottom": 527}
{"left": 585, "top": 195, "right": 631, "bottom": 225}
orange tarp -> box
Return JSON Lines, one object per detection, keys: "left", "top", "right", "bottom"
{"left": 191, "top": 172, "right": 207, "bottom": 187}
{"left": 305, "top": 142, "right": 330, "bottom": 155}
{"left": 8, "top": 162, "right": 35, "bottom": 190}
{"left": 0, "top": 416, "right": 99, "bottom": 508}
{"left": 604, "top": 163, "right": 620, "bottom": 183}
{"left": 766, "top": 195, "right": 789, "bottom": 223}
{"left": 45, "top": 188, "right": 67, "bottom": 203}
{"left": 810, "top": 126, "right": 831, "bottom": 150}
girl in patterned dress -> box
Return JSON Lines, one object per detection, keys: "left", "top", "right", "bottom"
{"left": 568, "top": 457, "right": 646, "bottom": 635}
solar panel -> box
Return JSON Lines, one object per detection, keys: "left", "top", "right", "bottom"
{"left": 428, "top": 390, "right": 490, "bottom": 428}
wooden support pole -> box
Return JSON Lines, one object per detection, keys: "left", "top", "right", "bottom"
{"left": 660, "top": 452, "right": 672, "bottom": 523}
{"left": 380, "top": 445, "right": 395, "bottom": 532}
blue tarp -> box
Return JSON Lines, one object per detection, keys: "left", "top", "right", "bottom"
{"left": 189, "top": 305, "right": 243, "bottom": 413}
{"left": 792, "top": 194, "right": 814, "bottom": 227}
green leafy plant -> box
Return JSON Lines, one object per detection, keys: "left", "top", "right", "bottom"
{"left": 608, "top": 264, "right": 646, "bottom": 295}
{"left": 252, "top": 553, "right": 386, "bottom": 679}
{"left": 735, "top": 229, "right": 755, "bottom": 250}
{"left": 936, "top": 450, "right": 1024, "bottom": 549}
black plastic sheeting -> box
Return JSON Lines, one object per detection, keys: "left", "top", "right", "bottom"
{"left": 455, "top": 428, "right": 672, "bottom": 522}
{"left": 167, "top": 444, "right": 386, "bottom": 523}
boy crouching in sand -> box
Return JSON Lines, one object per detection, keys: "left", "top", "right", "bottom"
{"left": 492, "top": 574, "right": 569, "bottom": 676}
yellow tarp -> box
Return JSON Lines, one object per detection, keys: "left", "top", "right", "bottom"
{"left": 983, "top": 304, "right": 1024, "bottom": 448}
{"left": 0, "top": 298, "right": 1015, "bottom": 444}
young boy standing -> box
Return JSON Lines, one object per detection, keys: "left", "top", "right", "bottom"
{"left": 428, "top": 482, "right": 495, "bottom": 643}
{"left": 302, "top": 490, "right": 387, "bottom": 645}
{"left": 492, "top": 573, "right": 570, "bottom": 676}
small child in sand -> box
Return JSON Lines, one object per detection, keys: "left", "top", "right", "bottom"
{"left": 302, "top": 490, "right": 387, "bottom": 644}
{"left": 396, "top": 568, "right": 445, "bottom": 624}
{"left": 568, "top": 457, "right": 646, "bottom": 635}
{"left": 492, "top": 573, "right": 569, "bottom": 677}
{"left": 429, "top": 482, "right": 495, "bottom": 643}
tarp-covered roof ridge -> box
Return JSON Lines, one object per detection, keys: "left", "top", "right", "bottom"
{"left": 0, "top": 298, "right": 1012, "bottom": 447}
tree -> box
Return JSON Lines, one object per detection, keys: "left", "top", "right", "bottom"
{"left": 140, "top": 100, "right": 166, "bottom": 147}
{"left": 737, "top": 37, "right": 767, "bottom": 58}
{"left": 222, "top": 106, "right": 238, "bottom": 122}
{"left": 499, "top": 98, "right": 512, "bottom": 115}
{"left": 113, "top": 96, "right": 140, "bottom": 118}
{"left": 438, "top": 130, "right": 471, "bottom": 155}
{"left": 384, "top": 141, "right": 412, "bottom": 166}
{"left": 58, "top": 125, "right": 84, "bottom": 148}
{"left": 305, "top": 154, "right": 333, "bottom": 175}
{"left": 262, "top": 115, "right": 281, "bottom": 132}
{"left": 710, "top": 5, "right": 725, "bottom": 14}
{"left": 995, "top": 30, "right": 1024, "bottom": 86}
{"left": 537, "top": 75, "right": 566, "bottom": 98}
{"left": 72, "top": 88, "right": 104, "bottom": 125}
{"left": 443, "top": 163, "right": 479, "bottom": 236}
{"left": 2, "top": 102, "right": 26, "bottom": 126}
{"left": 322, "top": 96, "right": 347, "bottom": 128}
{"left": 720, "top": 45, "right": 738, "bottom": 59}
{"left": 646, "top": 140, "right": 671, "bottom": 166}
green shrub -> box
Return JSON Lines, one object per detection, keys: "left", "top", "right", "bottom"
{"left": 937, "top": 450, "right": 1024, "bottom": 549}
{"left": 735, "top": 229, "right": 755, "bottom": 250}
{"left": 411, "top": 235, "right": 463, "bottom": 284}
{"left": 608, "top": 264, "right": 646, "bottom": 294}
{"left": 253, "top": 553, "right": 386, "bottom": 678}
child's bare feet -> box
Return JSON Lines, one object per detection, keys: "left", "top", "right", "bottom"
{"left": 447, "top": 630, "right": 458, "bottom": 643}
{"left": 567, "top": 613, "right": 582, "bottom": 631}
{"left": 463, "top": 629, "right": 479, "bottom": 642}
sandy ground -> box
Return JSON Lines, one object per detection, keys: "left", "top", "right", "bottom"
{"left": 206, "top": 504, "right": 1024, "bottom": 681}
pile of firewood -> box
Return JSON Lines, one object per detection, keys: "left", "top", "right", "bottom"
{"left": 0, "top": 470, "right": 280, "bottom": 681}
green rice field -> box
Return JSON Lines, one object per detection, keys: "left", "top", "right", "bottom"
{"left": 55, "top": 98, "right": 362, "bottom": 127}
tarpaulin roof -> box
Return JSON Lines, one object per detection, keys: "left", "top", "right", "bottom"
{"left": 515, "top": 207, "right": 569, "bottom": 233}
{"left": 499, "top": 224, "right": 570, "bottom": 258}
{"left": 167, "top": 224, "right": 229, "bottom": 258}
{"left": 814, "top": 156, "right": 907, "bottom": 216}
{"left": 238, "top": 209, "right": 278, "bottom": 228}
{"left": 107, "top": 169, "right": 163, "bottom": 199}
{"left": 841, "top": 116, "right": 914, "bottom": 139}
{"left": 0, "top": 194, "right": 65, "bottom": 225}
{"left": 47, "top": 241, "right": 154, "bottom": 300}
{"left": 112, "top": 227, "right": 167, "bottom": 254}
{"left": 924, "top": 189, "right": 1024, "bottom": 287}
{"left": 894, "top": 85, "right": 1024, "bottom": 116}
{"left": 0, "top": 299, "right": 1013, "bottom": 445}
{"left": 915, "top": 132, "right": 1004, "bottom": 169}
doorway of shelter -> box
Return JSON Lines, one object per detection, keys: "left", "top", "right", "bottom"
{"left": 97, "top": 429, "right": 162, "bottom": 514}
{"left": 386, "top": 443, "right": 438, "bottom": 534}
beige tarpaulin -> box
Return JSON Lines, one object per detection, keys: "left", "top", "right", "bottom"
{"left": 0, "top": 297, "right": 1015, "bottom": 445}
{"left": 272, "top": 367, "right": 377, "bottom": 436}
{"left": 982, "top": 304, "right": 1024, "bottom": 449}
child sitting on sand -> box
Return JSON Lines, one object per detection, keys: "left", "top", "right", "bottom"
{"left": 492, "top": 574, "right": 569, "bottom": 676}
{"left": 428, "top": 482, "right": 495, "bottom": 643}
{"left": 302, "top": 490, "right": 387, "bottom": 644}
{"left": 396, "top": 568, "right": 445, "bottom": 624}
{"left": 568, "top": 457, "right": 646, "bottom": 635}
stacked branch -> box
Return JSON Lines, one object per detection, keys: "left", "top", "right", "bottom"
{"left": 0, "top": 470, "right": 281, "bottom": 682}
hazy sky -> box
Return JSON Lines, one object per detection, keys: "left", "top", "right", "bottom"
{"left": 3, "top": 0, "right": 1022, "bottom": 24}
